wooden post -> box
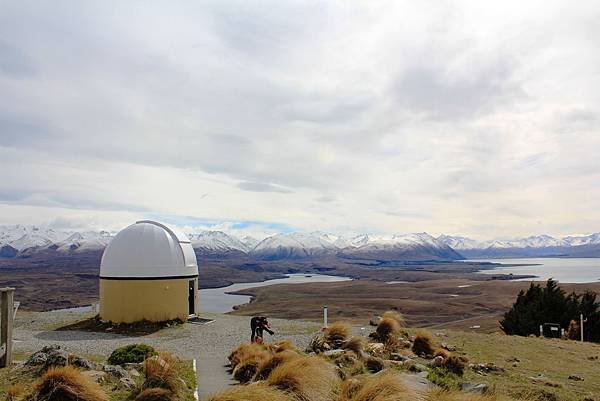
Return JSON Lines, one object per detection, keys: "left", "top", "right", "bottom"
{"left": 0, "top": 287, "right": 15, "bottom": 368}
{"left": 580, "top": 314, "right": 584, "bottom": 342}
{"left": 323, "top": 306, "right": 328, "bottom": 328}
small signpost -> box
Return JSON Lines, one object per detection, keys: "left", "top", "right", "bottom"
{"left": 0, "top": 287, "right": 15, "bottom": 368}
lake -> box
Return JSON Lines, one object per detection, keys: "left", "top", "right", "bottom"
{"left": 199, "top": 273, "right": 353, "bottom": 313}
{"left": 471, "top": 257, "right": 600, "bottom": 283}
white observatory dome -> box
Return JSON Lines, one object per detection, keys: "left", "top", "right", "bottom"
{"left": 100, "top": 220, "right": 198, "bottom": 279}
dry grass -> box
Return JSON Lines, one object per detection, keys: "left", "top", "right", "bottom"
{"left": 426, "top": 390, "right": 517, "bottom": 401}
{"left": 376, "top": 318, "right": 401, "bottom": 342}
{"left": 267, "top": 356, "right": 340, "bottom": 401}
{"left": 134, "top": 388, "right": 174, "bottom": 401}
{"left": 5, "top": 384, "right": 26, "bottom": 401}
{"left": 412, "top": 329, "right": 437, "bottom": 356}
{"left": 342, "top": 337, "right": 365, "bottom": 356}
{"left": 142, "top": 354, "right": 181, "bottom": 394}
{"left": 228, "top": 343, "right": 271, "bottom": 369}
{"left": 339, "top": 371, "right": 420, "bottom": 401}
{"left": 26, "top": 365, "right": 108, "bottom": 401}
{"left": 254, "top": 350, "right": 301, "bottom": 381}
{"left": 325, "top": 322, "right": 352, "bottom": 343}
{"left": 381, "top": 311, "right": 405, "bottom": 328}
{"left": 206, "top": 383, "right": 295, "bottom": 401}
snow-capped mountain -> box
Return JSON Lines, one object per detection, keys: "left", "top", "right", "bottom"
{"left": 438, "top": 232, "right": 600, "bottom": 258}
{"left": 251, "top": 231, "right": 462, "bottom": 261}
{"left": 188, "top": 231, "right": 249, "bottom": 255}
{"left": 0, "top": 225, "right": 111, "bottom": 255}
{"left": 3, "top": 224, "right": 600, "bottom": 260}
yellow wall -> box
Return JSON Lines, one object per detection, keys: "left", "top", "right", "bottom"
{"left": 100, "top": 278, "right": 198, "bottom": 323}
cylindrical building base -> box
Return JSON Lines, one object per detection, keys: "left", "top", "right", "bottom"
{"left": 99, "top": 277, "right": 198, "bottom": 323}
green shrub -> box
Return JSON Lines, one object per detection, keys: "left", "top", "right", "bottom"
{"left": 108, "top": 344, "right": 157, "bottom": 365}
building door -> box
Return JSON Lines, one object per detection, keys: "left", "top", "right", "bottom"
{"left": 188, "top": 280, "right": 195, "bottom": 316}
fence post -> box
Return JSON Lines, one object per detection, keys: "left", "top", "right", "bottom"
{"left": 323, "top": 306, "right": 328, "bottom": 328}
{"left": 580, "top": 314, "right": 584, "bottom": 342}
{"left": 0, "top": 287, "right": 15, "bottom": 368}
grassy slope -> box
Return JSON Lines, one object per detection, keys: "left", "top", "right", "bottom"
{"left": 439, "top": 330, "right": 600, "bottom": 401}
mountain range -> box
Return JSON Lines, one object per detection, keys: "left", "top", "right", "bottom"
{"left": 2, "top": 225, "right": 600, "bottom": 260}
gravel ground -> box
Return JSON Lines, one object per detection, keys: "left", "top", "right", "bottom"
{"left": 13, "top": 311, "right": 323, "bottom": 360}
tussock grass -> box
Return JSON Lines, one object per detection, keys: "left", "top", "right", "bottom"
{"left": 342, "top": 337, "right": 365, "bottom": 356}
{"left": 228, "top": 342, "right": 271, "bottom": 370}
{"left": 381, "top": 311, "right": 405, "bottom": 328}
{"left": 26, "top": 365, "right": 108, "bottom": 401}
{"left": 206, "top": 383, "right": 295, "bottom": 401}
{"left": 142, "top": 354, "right": 182, "bottom": 394}
{"left": 412, "top": 330, "right": 437, "bottom": 356}
{"left": 325, "top": 322, "right": 352, "bottom": 343}
{"left": 442, "top": 355, "right": 467, "bottom": 376}
{"left": 134, "top": 388, "right": 174, "bottom": 401}
{"left": 434, "top": 348, "right": 452, "bottom": 359}
{"left": 269, "top": 340, "right": 296, "bottom": 353}
{"left": 255, "top": 350, "right": 301, "bottom": 381}
{"left": 339, "top": 371, "right": 420, "bottom": 401}
{"left": 267, "top": 356, "right": 340, "bottom": 401}
{"left": 376, "top": 318, "right": 401, "bottom": 343}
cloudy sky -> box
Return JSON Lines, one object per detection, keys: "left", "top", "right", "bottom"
{"left": 1, "top": 1, "right": 600, "bottom": 239}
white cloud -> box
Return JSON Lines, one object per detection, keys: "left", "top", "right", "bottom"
{"left": 0, "top": 0, "right": 599, "bottom": 239}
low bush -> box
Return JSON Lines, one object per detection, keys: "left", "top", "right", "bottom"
{"left": 107, "top": 343, "right": 157, "bottom": 365}
{"left": 427, "top": 367, "right": 461, "bottom": 390}
{"left": 27, "top": 365, "right": 108, "bottom": 401}
{"left": 442, "top": 355, "right": 468, "bottom": 376}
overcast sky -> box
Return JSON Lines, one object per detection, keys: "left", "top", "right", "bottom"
{"left": 1, "top": 1, "right": 599, "bottom": 239}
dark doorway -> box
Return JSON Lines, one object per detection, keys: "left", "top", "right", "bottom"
{"left": 188, "top": 280, "right": 195, "bottom": 315}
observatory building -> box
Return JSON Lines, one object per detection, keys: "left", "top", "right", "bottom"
{"left": 99, "top": 220, "right": 199, "bottom": 323}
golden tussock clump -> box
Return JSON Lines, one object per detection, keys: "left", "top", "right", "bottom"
{"left": 26, "top": 365, "right": 108, "bottom": 401}
{"left": 376, "top": 318, "right": 402, "bottom": 342}
{"left": 269, "top": 340, "right": 296, "bottom": 353}
{"left": 254, "top": 350, "right": 301, "bottom": 381}
{"left": 340, "top": 371, "right": 421, "bottom": 401}
{"left": 325, "top": 321, "right": 352, "bottom": 343}
{"left": 433, "top": 348, "right": 452, "bottom": 359}
{"left": 381, "top": 311, "right": 405, "bottom": 328}
{"left": 134, "top": 388, "right": 173, "bottom": 401}
{"left": 206, "top": 382, "right": 295, "bottom": 401}
{"left": 142, "top": 354, "right": 182, "bottom": 394}
{"left": 412, "top": 329, "right": 437, "bottom": 356}
{"left": 342, "top": 337, "right": 365, "bottom": 356}
{"left": 442, "top": 355, "right": 468, "bottom": 376}
{"left": 267, "top": 356, "right": 340, "bottom": 401}
{"left": 228, "top": 342, "right": 271, "bottom": 369}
